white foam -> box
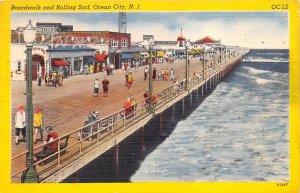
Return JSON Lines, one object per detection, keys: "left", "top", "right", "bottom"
{"left": 243, "top": 66, "right": 270, "bottom": 74}
{"left": 246, "top": 57, "right": 289, "bottom": 63}
{"left": 255, "top": 77, "right": 272, "bottom": 84}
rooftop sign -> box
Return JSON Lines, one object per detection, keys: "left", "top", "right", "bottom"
{"left": 16, "top": 26, "right": 58, "bottom": 34}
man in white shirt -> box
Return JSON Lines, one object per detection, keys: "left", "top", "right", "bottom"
{"left": 144, "top": 67, "right": 148, "bottom": 80}
{"left": 15, "top": 104, "right": 26, "bottom": 145}
{"left": 94, "top": 78, "right": 100, "bottom": 97}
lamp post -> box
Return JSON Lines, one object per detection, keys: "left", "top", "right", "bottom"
{"left": 202, "top": 46, "right": 205, "bottom": 81}
{"left": 185, "top": 39, "right": 190, "bottom": 90}
{"left": 21, "top": 20, "right": 38, "bottom": 183}
{"left": 148, "top": 38, "right": 155, "bottom": 112}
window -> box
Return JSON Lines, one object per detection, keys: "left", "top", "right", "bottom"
{"left": 17, "top": 61, "right": 21, "bottom": 74}
{"left": 63, "top": 57, "right": 72, "bottom": 65}
{"left": 111, "top": 39, "right": 118, "bottom": 47}
{"left": 121, "top": 38, "right": 128, "bottom": 47}
{"left": 179, "top": 41, "right": 183, "bottom": 47}
{"left": 74, "top": 57, "right": 83, "bottom": 71}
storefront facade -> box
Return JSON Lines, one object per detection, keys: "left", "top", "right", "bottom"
{"left": 47, "top": 45, "right": 97, "bottom": 76}
{"left": 11, "top": 44, "right": 48, "bottom": 81}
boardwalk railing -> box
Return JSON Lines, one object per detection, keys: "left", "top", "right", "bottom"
{"left": 11, "top": 49, "right": 249, "bottom": 182}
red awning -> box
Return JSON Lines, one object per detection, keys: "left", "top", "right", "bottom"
{"left": 52, "top": 60, "right": 70, "bottom": 66}
{"left": 95, "top": 52, "right": 109, "bottom": 63}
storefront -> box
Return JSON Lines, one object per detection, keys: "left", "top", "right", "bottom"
{"left": 47, "top": 45, "right": 96, "bottom": 76}
{"left": 10, "top": 44, "right": 48, "bottom": 81}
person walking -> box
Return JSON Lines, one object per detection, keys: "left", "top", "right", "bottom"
{"left": 33, "top": 106, "right": 44, "bottom": 144}
{"left": 144, "top": 67, "right": 148, "bottom": 80}
{"left": 102, "top": 76, "right": 109, "bottom": 97}
{"left": 127, "top": 72, "right": 133, "bottom": 89}
{"left": 110, "top": 63, "right": 114, "bottom": 75}
{"left": 44, "top": 72, "right": 49, "bottom": 86}
{"left": 80, "top": 65, "right": 84, "bottom": 74}
{"left": 152, "top": 67, "right": 157, "bottom": 81}
{"left": 37, "top": 72, "right": 42, "bottom": 86}
{"left": 124, "top": 62, "right": 128, "bottom": 71}
{"left": 89, "top": 64, "right": 94, "bottom": 74}
{"left": 106, "top": 65, "right": 110, "bottom": 76}
{"left": 58, "top": 71, "right": 63, "bottom": 86}
{"left": 121, "top": 61, "right": 125, "bottom": 70}
{"left": 52, "top": 71, "right": 57, "bottom": 87}
{"left": 15, "top": 104, "right": 26, "bottom": 145}
{"left": 170, "top": 68, "right": 174, "bottom": 81}
{"left": 164, "top": 68, "right": 169, "bottom": 81}
{"left": 161, "top": 68, "right": 165, "bottom": 80}
{"left": 125, "top": 71, "right": 129, "bottom": 86}
{"left": 133, "top": 60, "right": 138, "bottom": 72}
{"left": 85, "top": 64, "right": 89, "bottom": 75}
{"left": 94, "top": 78, "right": 100, "bottom": 97}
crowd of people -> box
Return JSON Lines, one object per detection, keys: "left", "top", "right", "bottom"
{"left": 44, "top": 71, "right": 64, "bottom": 87}
{"left": 14, "top": 104, "right": 59, "bottom": 149}
{"left": 144, "top": 67, "right": 175, "bottom": 81}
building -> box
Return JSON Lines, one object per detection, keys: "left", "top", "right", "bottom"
{"left": 10, "top": 22, "right": 132, "bottom": 80}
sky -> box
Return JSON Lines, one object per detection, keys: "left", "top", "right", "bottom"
{"left": 11, "top": 12, "right": 289, "bottom": 49}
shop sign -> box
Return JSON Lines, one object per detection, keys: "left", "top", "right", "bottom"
{"left": 16, "top": 26, "right": 58, "bottom": 34}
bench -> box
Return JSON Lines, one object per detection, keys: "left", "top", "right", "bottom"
{"left": 34, "top": 135, "right": 69, "bottom": 166}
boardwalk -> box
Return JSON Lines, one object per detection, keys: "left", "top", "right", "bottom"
{"left": 11, "top": 57, "right": 203, "bottom": 155}
{"left": 11, "top": 50, "right": 248, "bottom": 182}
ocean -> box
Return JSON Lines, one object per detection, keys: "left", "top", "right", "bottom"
{"left": 64, "top": 49, "right": 289, "bottom": 182}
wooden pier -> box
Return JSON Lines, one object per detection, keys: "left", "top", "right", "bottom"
{"left": 11, "top": 48, "right": 249, "bottom": 183}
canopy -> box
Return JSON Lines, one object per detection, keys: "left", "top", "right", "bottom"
{"left": 52, "top": 60, "right": 70, "bottom": 66}
{"left": 133, "top": 53, "right": 143, "bottom": 59}
{"left": 157, "top": 51, "right": 165, "bottom": 57}
{"left": 95, "top": 52, "right": 109, "bottom": 63}
{"left": 189, "top": 49, "right": 201, "bottom": 55}
{"left": 175, "top": 50, "right": 185, "bottom": 55}
{"left": 122, "top": 53, "right": 134, "bottom": 60}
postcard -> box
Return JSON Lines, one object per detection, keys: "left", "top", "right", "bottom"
{"left": 0, "top": 0, "right": 299, "bottom": 193}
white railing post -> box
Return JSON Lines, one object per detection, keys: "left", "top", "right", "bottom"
{"left": 79, "top": 128, "right": 82, "bottom": 153}
{"left": 123, "top": 110, "right": 126, "bottom": 129}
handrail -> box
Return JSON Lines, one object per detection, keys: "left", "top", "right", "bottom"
{"left": 11, "top": 52, "right": 249, "bottom": 181}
